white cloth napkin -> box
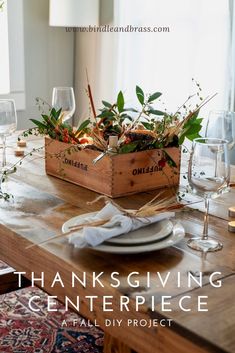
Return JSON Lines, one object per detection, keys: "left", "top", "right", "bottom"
{"left": 69, "top": 203, "right": 175, "bottom": 248}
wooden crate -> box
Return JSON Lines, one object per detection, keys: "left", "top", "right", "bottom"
{"left": 45, "top": 137, "right": 180, "bottom": 198}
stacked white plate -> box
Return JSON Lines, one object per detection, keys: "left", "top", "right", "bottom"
{"left": 62, "top": 213, "right": 185, "bottom": 254}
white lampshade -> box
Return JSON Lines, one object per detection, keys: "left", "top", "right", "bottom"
{"left": 49, "top": 0, "right": 99, "bottom": 27}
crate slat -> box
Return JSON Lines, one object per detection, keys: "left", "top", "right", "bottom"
{"left": 45, "top": 137, "right": 180, "bottom": 197}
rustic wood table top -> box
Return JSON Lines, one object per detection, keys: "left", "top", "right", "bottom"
{"left": 0, "top": 136, "right": 234, "bottom": 353}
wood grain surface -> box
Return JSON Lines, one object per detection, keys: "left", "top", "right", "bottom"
{"left": 45, "top": 137, "right": 180, "bottom": 197}
{"left": 0, "top": 135, "right": 234, "bottom": 353}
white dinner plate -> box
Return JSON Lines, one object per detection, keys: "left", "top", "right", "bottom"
{"left": 62, "top": 212, "right": 185, "bottom": 254}
{"left": 106, "top": 219, "right": 173, "bottom": 245}
{"left": 62, "top": 212, "right": 173, "bottom": 245}
{"left": 93, "top": 223, "right": 185, "bottom": 254}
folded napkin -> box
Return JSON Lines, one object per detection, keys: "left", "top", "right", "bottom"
{"left": 69, "top": 203, "right": 175, "bottom": 248}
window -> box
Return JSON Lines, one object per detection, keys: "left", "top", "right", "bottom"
{"left": 0, "top": 0, "right": 25, "bottom": 110}
{"left": 0, "top": 0, "right": 10, "bottom": 94}
{"left": 114, "top": 0, "right": 231, "bottom": 116}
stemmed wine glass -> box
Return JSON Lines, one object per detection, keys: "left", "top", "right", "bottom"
{"left": 0, "top": 99, "right": 17, "bottom": 168}
{"left": 205, "top": 110, "right": 235, "bottom": 150}
{"left": 187, "top": 138, "right": 230, "bottom": 252}
{"left": 52, "top": 87, "right": 76, "bottom": 123}
{"left": 205, "top": 110, "right": 235, "bottom": 191}
{"left": 0, "top": 99, "right": 17, "bottom": 197}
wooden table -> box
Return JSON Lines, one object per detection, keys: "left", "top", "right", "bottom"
{"left": 0, "top": 136, "right": 234, "bottom": 353}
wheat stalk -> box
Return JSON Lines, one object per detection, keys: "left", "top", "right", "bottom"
{"left": 26, "top": 219, "right": 109, "bottom": 249}
{"left": 164, "top": 93, "right": 217, "bottom": 143}
{"left": 86, "top": 69, "right": 98, "bottom": 123}
{"left": 90, "top": 129, "right": 108, "bottom": 151}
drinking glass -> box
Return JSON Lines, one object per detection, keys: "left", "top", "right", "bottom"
{"left": 205, "top": 110, "right": 235, "bottom": 191}
{"left": 52, "top": 87, "right": 76, "bottom": 123}
{"left": 187, "top": 138, "right": 230, "bottom": 252}
{"left": 205, "top": 110, "right": 235, "bottom": 150}
{"left": 0, "top": 99, "right": 17, "bottom": 168}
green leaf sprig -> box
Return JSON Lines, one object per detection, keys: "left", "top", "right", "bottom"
{"left": 29, "top": 83, "right": 211, "bottom": 153}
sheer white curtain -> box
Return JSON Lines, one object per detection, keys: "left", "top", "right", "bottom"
{"left": 0, "top": 0, "right": 10, "bottom": 94}
{"left": 114, "top": 0, "right": 231, "bottom": 116}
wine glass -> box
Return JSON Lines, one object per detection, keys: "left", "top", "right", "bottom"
{"left": 187, "top": 138, "right": 230, "bottom": 252}
{"left": 0, "top": 99, "right": 17, "bottom": 168}
{"left": 205, "top": 110, "right": 235, "bottom": 150}
{"left": 52, "top": 87, "right": 76, "bottom": 123}
{"left": 205, "top": 110, "right": 235, "bottom": 191}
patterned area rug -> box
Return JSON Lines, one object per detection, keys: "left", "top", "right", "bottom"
{"left": 0, "top": 260, "right": 12, "bottom": 271}
{"left": 0, "top": 287, "right": 104, "bottom": 353}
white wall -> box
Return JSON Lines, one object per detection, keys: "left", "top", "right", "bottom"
{"left": 74, "top": 0, "right": 117, "bottom": 126}
{"left": 17, "top": 0, "right": 74, "bottom": 129}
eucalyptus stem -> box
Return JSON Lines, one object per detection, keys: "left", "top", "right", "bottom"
{"left": 173, "top": 94, "right": 196, "bottom": 117}
{"left": 2, "top": 145, "right": 45, "bottom": 180}
{"left": 129, "top": 102, "right": 148, "bottom": 130}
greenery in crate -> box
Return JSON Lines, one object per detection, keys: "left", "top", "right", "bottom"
{"left": 0, "top": 81, "right": 213, "bottom": 201}
{"left": 26, "top": 104, "right": 90, "bottom": 145}
{"left": 26, "top": 81, "right": 210, "bottom": 159}
{"left": 96, "top": 85, "right": 204, "bottom": 153}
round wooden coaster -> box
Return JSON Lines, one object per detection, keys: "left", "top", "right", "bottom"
{"left": 17, "top": 140, "right": 27, "bottom": 148}
{"left": 228, "top": 207, "right": 235, "bottom": 218}
{"left": 228, "top": 221, "right": 235, "bottom": 233}
{"left": 14, "top": 148, "right": 24, "bottom": 157}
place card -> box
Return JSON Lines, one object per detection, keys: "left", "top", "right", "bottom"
{"left": 109, "top": 135, "right": 118, "bottom": 148}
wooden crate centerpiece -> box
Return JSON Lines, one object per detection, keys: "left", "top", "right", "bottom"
{"left": 29, "top": 85, "right": 205, "bottom": 198}
{"left": 45, "top": 137, "right": 180, "bottom": 198}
